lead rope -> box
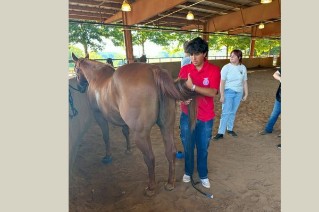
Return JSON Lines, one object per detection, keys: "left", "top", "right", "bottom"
{"left": 69, "top": 86, "right": 80, "bottom": 119}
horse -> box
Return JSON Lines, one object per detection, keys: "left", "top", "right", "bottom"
{"left": 72, "top": 53, "right": 197, "bottom": 196}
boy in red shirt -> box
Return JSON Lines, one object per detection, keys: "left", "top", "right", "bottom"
{"left": 178, "top": 37, "right": 221, "bottom": 188}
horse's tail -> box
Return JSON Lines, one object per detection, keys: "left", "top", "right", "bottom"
{"left": 152, "top": 68, "right": 198, "bottom": 130}
{"left": 152, "top": 68, "right": 184, "bottom": 100}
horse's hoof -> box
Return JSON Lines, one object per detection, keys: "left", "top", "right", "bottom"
{"left": 101, "top": 156, "right": 112, "bottom": 164}
{"left": 144, "top": 187, "right": 155, "bottom": 197}
{"left": 125, "top": 149, "right": 132, "bottom": 155}
{"left": 164, "top": 183, "right": 175, "bottom": 191}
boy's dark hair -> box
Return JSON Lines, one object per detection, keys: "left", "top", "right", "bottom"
{"left": 186, "top": 37, "right": 208, "bottom": 55}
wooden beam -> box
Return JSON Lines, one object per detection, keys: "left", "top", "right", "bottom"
{"left": 206, "top": 0, "right": 280, "bottom": 32}
{"left": 69, "top": 10, "right": 110, "bottom": 19}
{"left": 70, "top": 0, "right": 121, "bottom": 8}
{"left": 203, "top": 0, "right": 245, "bottom": 8}
{"left": 69, "top": 5, "right": 116, "bottom": 15}
{"left": 254, "top": 21, "right": 281, "bottom": 37}
{"left": 70, "top": 15, "right": 102, "bottom": 22}
{"left": 105, "top": 0, "right": 187, "bottom": 25}
{"left": 181, "top": 24, "right": 203, "bottom": 31}
{"left": 104, "top": 11, "right": 122, "bottom": 23}
{"left": 228, "top": 21, "right": 281, "bottom": 37}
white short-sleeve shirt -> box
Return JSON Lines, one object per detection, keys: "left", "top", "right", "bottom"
{"left": 221, "top": 63, "right": 247, "bottom": 92}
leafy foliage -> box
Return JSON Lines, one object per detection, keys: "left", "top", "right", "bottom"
{"left": 254, "top": 39, "right": 280, "bottom": 56}
{"left": 69, "top": 22, "right": 106, "bottom": 55}
{"left": 69, "top": 22, "right": 280, "bottom": 59}
{"left": 209, "top": 34, "right": 251, "bottom": 56}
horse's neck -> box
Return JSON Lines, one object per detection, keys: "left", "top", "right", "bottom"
{"left": 84, "top": 64, "right": 114, "bottom": 84}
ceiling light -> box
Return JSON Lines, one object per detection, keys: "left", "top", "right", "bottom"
{"left": 261, "top": 0, "right": 272, "bottom": 3}
{"left": 186, "top": 11, "right": 194, "bottom": 20}
{"left": 121, "top": 0, "right": 131, "bottom": 12}
{"left": 258, "top": 23, "right": 265, "bottom": 29}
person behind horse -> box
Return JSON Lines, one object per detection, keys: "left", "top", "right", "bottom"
{"left": 139, "top": 54, "right": 147, "bottom": 63}
{"left": 177, "top": 37, "right": 221, "bottom": 188}
{"left": 181, "top": 41, "right": 191, "bottom": 67}
{"left": 106, "top": 58, "right": 113, "bottom": 67}
{"left": 213, "top": 49, "right": 249, "bottom": 140}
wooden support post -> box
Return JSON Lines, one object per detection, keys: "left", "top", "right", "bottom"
{"left": 122, "top": 12, "right": 134, "bottom": 64}
{"left": 202, "top": 23, "right": 209, "bottom": 43}
{"left": 249, "top": 38, "right": 256, "bottom": 58}
{"left": 249, "top": 26, "right": 257, "bottom": 58}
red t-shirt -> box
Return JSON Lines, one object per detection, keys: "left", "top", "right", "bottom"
{"left": 178, "top": 60, "right": 221, "bottom": 121}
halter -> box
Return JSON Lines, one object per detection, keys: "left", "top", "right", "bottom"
{"left": 74, "top": 58, "right": 85, "bottom": 78}
{"left": 73, "top": 58, "right": 88, "bottom": 93}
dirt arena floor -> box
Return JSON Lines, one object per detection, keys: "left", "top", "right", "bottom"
{"left": 69, "top": 67, "right": 281, "bottom": 212}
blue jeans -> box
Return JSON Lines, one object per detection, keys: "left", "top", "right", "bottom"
{"left": 218, "top": 89, "right": 243, "bottom": 134}
{"left": 265, "top": 99, "right": 281, "bottom": 133}
{"left": 180, "top": 112, "right": 213, "bottom": 179}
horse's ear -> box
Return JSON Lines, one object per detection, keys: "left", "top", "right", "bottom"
{"left": 71, "top": 52, "right": 78, "bottom": 62}
{"left": 85, "top": 53, "right": 89, "bottom": 59}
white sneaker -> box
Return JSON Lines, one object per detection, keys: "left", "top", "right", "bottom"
{"left": 201, "top": 178, "right": 210, "bottom": 188}
{"left": 183, "top": 174, "right": 190, "bottom": 183}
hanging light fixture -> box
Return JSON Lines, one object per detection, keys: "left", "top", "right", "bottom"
{"left": 258, "top": 23, "right": 265, "bottom": 29}
{"left": 261, "top": 0, "right": 272, "bottom": 3}
{"left": 186, "top": 11, "right": 194, "bottom": 20}
{"left": 121, "top": 0, "right": 131, "bottom": 12}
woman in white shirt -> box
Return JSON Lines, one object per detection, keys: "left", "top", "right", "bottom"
{"left": 213, "top": 49, "right": 248, "bottom": 140}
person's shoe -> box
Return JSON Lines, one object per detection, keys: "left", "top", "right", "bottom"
{"left": 183, "top": 174, "right": 190, "bottom": 183}
{"left": 201, "top": 178, "right": 211, "bottom": 188}
{"left": 259, "top": 130, "right": 271, "bottom": 135}
{"left": 227, "top": 130, "right": 238, "bottom": 137}
{"left": 213, "top": 134, "right": 224, "bottom": 140}
{"left": 277, "top": 144, "right": 281, "bottom": 149}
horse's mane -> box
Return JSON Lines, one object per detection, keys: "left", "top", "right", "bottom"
{"left": 81, "top": 58, "right": 115, "bottom": 76}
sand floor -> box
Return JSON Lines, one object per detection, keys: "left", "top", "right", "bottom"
{"left": 70, "top": 67, "right": 281, "bottom": 212}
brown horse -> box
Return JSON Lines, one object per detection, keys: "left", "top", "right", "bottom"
{"left": 72, "top": 53, "right": 196, "bottom": 196}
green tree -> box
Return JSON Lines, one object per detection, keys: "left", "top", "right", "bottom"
{"left": 101, "top": 26, "right": 124, "bottom": 47}
{"left": 88, "top": 52, "right": 103, "bottom": 59}
{"left": 254, "top": 38, "right": 280, "bottom": 56}
{"left": 69, "top": 22, "right": 107, "bottom": 55}
{"left": 132, "top": 30, "right": 151, "bottom": 55}
{"left": 69, "top": 22, "right": 126, "bottom": 55}
{"left": 209, "top": 34, "right": 251, "bottom": 56}
{"left": 69, "top": 45, "right": 84, "bottom": 60}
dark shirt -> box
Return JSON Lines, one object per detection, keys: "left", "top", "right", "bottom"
{"left": 275, "top": 68, "right": 281, "bottom": 102}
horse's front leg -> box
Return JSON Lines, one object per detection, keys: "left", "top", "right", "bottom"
{"left": 93, "top": 111, "right": 112, "bottom": 164}
{"left": 121, "top": 125, "right": 131, "bottom": 154}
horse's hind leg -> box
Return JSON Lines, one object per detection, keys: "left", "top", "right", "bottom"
{"left": 131, "top": 130, "right": 156, "bottom": 196}
{"left": 157, "top": 99, "right": 177, "bottom": 191}
{"left": 93, "top": 111, "right": 112, "bottom": 164}
{"left": 121, "top": 125, "right": 131, "bottom": 154}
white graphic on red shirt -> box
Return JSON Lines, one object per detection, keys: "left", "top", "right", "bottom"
{"left": 203, "top": 78, "right": 209, "bottom": 86}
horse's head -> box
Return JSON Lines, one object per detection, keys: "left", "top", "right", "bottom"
{"left": 72, "top": 53, "right": 89, "bottom": 93}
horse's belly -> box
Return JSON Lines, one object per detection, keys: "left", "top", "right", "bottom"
{"left": 103, "top": 107, "right": 126, "bottom": 126}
